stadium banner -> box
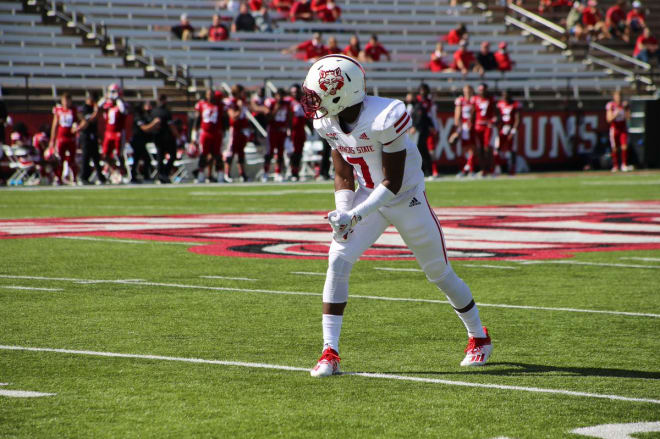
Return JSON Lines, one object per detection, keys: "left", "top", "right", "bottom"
{"left": 432, "top": 110, "right": 606, "bottom": 166}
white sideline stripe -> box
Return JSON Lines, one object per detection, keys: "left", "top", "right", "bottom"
{"left": 462, "top": 264, "right": 519, "bottom": 270}
{"left": 55, "top": 236, "right": 199, "bottom": 245}
{"left": 200, "top": 275, "right": 257, "bottom": 281}
{"left": 0, "top": 390, "right": 56, "bottom": 398}
{"left": 0, "top": 274, "right": 658, "bottom": 318}
{"left": 519, "top": 260, "right": 660, "bottom": 269}
{"left": 1, "top": 345, "right": 658, "bottom": 405}
{"left": 1, "top": 286, "right": 62, "bottom": 292}
{"left": 621, "top": 257, "right": 660, "bottom": 262}
{"left": 374, "top": 267, "right": 423, "bottom": 272}
{"left": 290, "top": 271, "right": 326, "bottom": 276}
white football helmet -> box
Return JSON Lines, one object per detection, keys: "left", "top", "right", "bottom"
{"left": 302, "top": 54, "right": 366, "bottom": 119}
{"left": 108, "top": 83, "right": 122, "bottom": 100}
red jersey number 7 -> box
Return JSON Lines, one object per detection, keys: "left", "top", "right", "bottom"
{"left": 345, "top": 156, "right": 375, "bottom": 189}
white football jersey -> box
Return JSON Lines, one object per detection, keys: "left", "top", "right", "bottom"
{"left": 314, "top": 95, "right": 423, "bottom": 198}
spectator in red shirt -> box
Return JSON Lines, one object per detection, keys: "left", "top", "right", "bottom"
{"left": 494, "top": 41, "right": 515, "bottom": 71}
{"left": 605, "top": 0, "right": 627, "bottom": 40}
{"left": 326, "top": 36, "right": 341, "bottom": 54}
{"left": 582, "top": 0, "right": 605, "bottom": 39}
{"left": 316, "top": 0, "right": 341, "bottom": 22}
{"left": 445, "top": 24, "right": 468, "bottom": 45}
{"left": 451, "top": 40, "right": 477, "bottom": 75}
{"left": 272, "top": 0, "right": 294, "bottom": 19}
{"left": 249, "top": 0, "right": 263, "bottom": 11}
{"left": 363, "top": 34, "right": 391, "bottom": 62}
{"left": 311, "top": 0, "right": 326, "bottom": 11}
{"left": 208, "top": 14, "right": 229, "bottom": 41}
{"left": 343, "top": 34, "right": 361, "bottom": 58}
{"left": 626, "top": 1, "right": 646, "bottom": 33}
{"left": 634, "top": 27, "right": 659, "bottom": 63}
{"left": 428, "top": 42, "right": 451, "bottom": 72}
{"left": 290, "top": 0, "right": 314, "bottom": 21}
{"left": 283, "top": 32, "right": 327, "bottom": 61}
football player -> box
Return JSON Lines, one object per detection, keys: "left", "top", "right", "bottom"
{"left": 473, "top": 83, "right": 496, "bottom": 176}
{"left": 193, "top": 89, "right": 225, "bottom": 183}
{"left": 495, "top": 90, "right": 521, "bottom": 176}
{"left": 302, "top": 54, "right": 492, "bottom": 377}
{"left": 453, "top": 85, "right": 477, "bottom": 177}
{"left": 49, "top": 93, "right": 84, "bottom": 184}
{"left": 98, "top": 83, "right": 128, "bottom": 181}
{"left": 262, "top": 88, "right": 292, "bottom": 182}
{"left": 606, "top": 91, "right": 632, "bottom": 172}
{"left": 223, "top": 84, "right": 250, "bottom": 182}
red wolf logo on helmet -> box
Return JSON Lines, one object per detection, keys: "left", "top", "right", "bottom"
{"left": 318, "top": 68, "right": 344, "bottom": 96}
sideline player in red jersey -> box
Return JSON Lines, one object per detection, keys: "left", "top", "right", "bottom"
{"left": 49, "top": 93, "right": 84, "bottom": 184}
{"left": 286, "top": 84, "right": 307, "bottom": 181}
{"left": 98, "top": 83, "right": 128, "bottom": 180}
{"left": 473, "top": 83, "right": 496, "bottom": 175}
{"left": 262, "top": 88, "right": 292, "bottom": 182}
{"left": 193, "top": 89, "right": 225, "bottom": 183}
{"left": 606, "top": 90, "right": 632, "bottom": 172}
{"left": 453, "top": 85, "right": 477, "bottom": 177}
{"left": 495, "top": 90, "right": 521, "bottom": 176}
{"left": 223, "top": 84, "right": 250, "bottom": 182}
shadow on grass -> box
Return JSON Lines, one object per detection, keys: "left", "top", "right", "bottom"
{"left": 371, "top": 362, "right": 660, "bottom": 380}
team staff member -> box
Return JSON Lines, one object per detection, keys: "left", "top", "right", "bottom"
{"left": 130, "top": 100, "right": 160, "bottom": 183}
{"left": 79, "top": 91, "right": 106, "bottom": 185}
{"left": 410, "top": 83, "right": 437, "bottom": 177}
{"left": 151, "top": 94, "right": 180, "bottom": 184}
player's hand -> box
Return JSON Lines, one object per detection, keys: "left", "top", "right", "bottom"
{"left": 328, "top": 210, "right": 354, "bottom": 242}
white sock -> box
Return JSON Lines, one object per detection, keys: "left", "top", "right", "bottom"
{"left": 456, "top": 305, "right": 486, "bottom": 338}
{"left": 322, "top": 314, "right": 343, "bottom": 353}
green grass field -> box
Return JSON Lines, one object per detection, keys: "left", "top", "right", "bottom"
{"left": 1, "top": 171, "right": 659, "bottom": 438}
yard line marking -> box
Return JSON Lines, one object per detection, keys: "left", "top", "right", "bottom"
{"left": 54, "top": 236, "right": 199, "bottom": 245}
{"left": 374, "top": 267, "right": 423, "bottom": 272}
{"left": 290, "top": 272, "right": 326, "bottom": 276}
{"left": 0, "top": 383, "right": 55, "bottom": 398}
{"left": 620, "top": 257, "right": 660, "bottom": 262}
{"left": 200, "top": 275, "right": 257, "bottom": 281}
{"left": 462, "top": 264, "right": 519, "bottom": 270}
{"left": 1, "top": 345, "right": 658, "bottom": 405}
{"left": 0, "top": 286, "right": 62, "bottom": 292}
{"left": 0, "top": 274, "right": 658, "bottom": 318}
{"left": 519, "top": 261, "right": 660, "bottom": 269}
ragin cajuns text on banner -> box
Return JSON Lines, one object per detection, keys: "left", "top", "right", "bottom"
{"left": 431, "top": 110, "right": 605, "bottom": 166}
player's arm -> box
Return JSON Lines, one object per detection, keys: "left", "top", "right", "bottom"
{"left": 48, "top": 110, "right": 58, "bottom": 149}
{"left": 510, "top": 106, "right": 521, "bottom": 139}
{"left": 623, "top": 101, "right": 631, "bottom": 121}
{"left": 453, "top": 103, "right": 461, "bottom": 127}
{"left": 606, "top": 105, "right": 617, "bottom": 123}
{"left": 332, "top": 148, "right": 355, "bottom": 203}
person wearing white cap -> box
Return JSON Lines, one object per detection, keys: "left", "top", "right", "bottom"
{"left": 171, "top": 13, "right": 195, "bottom": 40}
{"left": 626, "top": 1, "right": 646, "bottom": 35}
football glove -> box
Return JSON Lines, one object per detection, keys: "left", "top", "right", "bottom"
{"left": 328, "top": 210, "right": 361, "bottom": 242}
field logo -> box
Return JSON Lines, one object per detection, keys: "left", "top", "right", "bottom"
{"left": 1, "top": 201, "right": 659, "bottom": 261}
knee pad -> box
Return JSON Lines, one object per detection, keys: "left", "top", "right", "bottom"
{"left": 322, "top": 253, "right": 354, "bottom": 304}
{"left": 423, "top": 260, "right": 473, "bottom": 310}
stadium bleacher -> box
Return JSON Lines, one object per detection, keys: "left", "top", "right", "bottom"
{"left": 1, "top": 0, "right": 647, "bottom": 110}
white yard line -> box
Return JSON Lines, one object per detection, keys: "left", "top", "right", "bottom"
{"left": 0, "top": 286, "right": 62, "bottom": 292}
{"left": 200, "top": 275, "right": 257, "bottom": 281}
{"left": 1, "top": 274, "right": 658, "bottom": 318}
{"left": 519, "top": 261, "right": 660, "bottom": 269}
{"left": 0, "top": 383, "right": 55, "bottom": 398}
{"left": 374, "top": 267, "right": 423, "bottom": 272}
{"left": 54, "top": 236, "right": 200, "bottom": 245}
{"left": 1, "top": 345, "right": 658, "bottom": 405}
{"left": 620, "top": 257, "right": 660, "bottom": 262}
{"left": 290, "top": 272, "right": 326, "bottom": 276}
{"left": 462, "top": 264, "right": 519, "bottom": 270}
